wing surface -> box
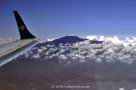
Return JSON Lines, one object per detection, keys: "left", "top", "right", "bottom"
{"left": 0, "top": 11, "right": 39, "bottom": 66}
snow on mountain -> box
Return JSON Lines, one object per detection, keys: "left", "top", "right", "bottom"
{"left": 21, "top": 35, "right": 136, "bottom": 64}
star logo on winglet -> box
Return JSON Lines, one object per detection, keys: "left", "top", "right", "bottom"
{"left": 19, "top": 25, "right": 25, "bottom": 31}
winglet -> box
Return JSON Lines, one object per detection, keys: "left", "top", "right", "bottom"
{"left": 13, "top": 11, "right": 36, "bottom": 39}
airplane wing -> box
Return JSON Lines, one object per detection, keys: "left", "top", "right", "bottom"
{"left": 0, "top": 11, "right": 39, "bottom": 66}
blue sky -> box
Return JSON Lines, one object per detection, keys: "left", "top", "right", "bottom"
{"left": 0, "top": 0, "right": 136, "bottom": 39}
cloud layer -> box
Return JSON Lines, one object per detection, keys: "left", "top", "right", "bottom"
{"left": 0, "top": 38, "right": 14, "bottom": 45}
{"left": 22, "top": 36, "right": 136, "bottom": 64}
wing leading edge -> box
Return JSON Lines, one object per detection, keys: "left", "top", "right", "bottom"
{"left": 0, "top": 11, "right": 39, "bottom": 66}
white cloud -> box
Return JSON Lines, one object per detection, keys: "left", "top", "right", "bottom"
{"left": 23, "top": 35, "right": 136, "bottom": 64}
{"left": 0, "top": 38, "right": 14, "bottom": 45}
{"left": 47, "top": 38, "right": 56, "bottom": 42}
{"left": 58, "top": 54, "right": 67, "bottom": 60}
{"left": 33, "top": 54, "right": 40, "bottom": 59}
{"left": 24, "top": 52, "right": 29, "bottom": 58}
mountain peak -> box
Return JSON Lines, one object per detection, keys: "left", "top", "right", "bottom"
{"left": 49, "top": 36, "right": 87, "bottom": 45}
